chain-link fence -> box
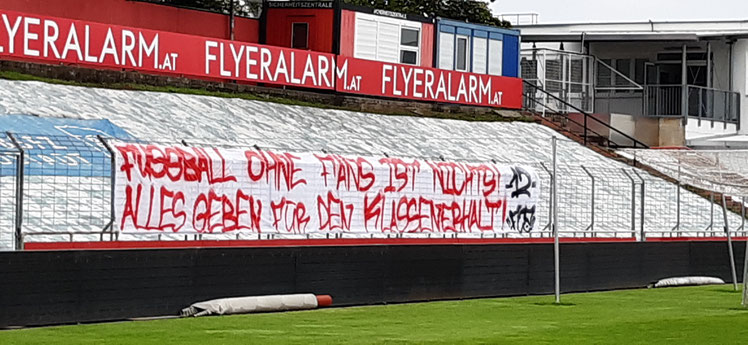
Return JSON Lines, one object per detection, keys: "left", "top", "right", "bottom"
{"left": 2, "top": 133, "right": 748, "bottom": 250}
{"left": 0, "top": 133, "right": 19, "bottom": 251}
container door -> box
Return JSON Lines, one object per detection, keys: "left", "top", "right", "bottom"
{"left": 438, "top": 31, "right": 454, "bottom": 70}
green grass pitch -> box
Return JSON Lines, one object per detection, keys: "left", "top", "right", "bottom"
{"left": 2, "top": 285, "right": 748, "bottom": 344}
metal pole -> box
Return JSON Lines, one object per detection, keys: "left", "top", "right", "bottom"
{"left": 707, "top": 41, "right": 712, "bottom": 89}
{"left": 584, "top": 110, "right": 588, "bottom": 145}
{"left": 229, "top": 0, "right": 236, "bottom": 41}
{"left": 722, "top": 194, "right": 739, "bottom": 291}
{"left": 742, "top": 230, "right": 748, "bottom": 307}
{"left": 674, "top": 164, "right": 681, "bottom": 232}
{"left": 552, "top": 136, "right": 560, "bottom": 304}
{"left": 681, "top": 44, "right": 688, "bottom": 123}
{"left": 542, "top": 49, "right": 547, "bottom": 117}
{"left": 7, "top": 132, "right": 24, "bottom": 250}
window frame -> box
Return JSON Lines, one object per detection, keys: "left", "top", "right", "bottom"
{"left": 399, "top": 26, "right": 420, "bottom": 65}
{"left": 455, "top": 35, "right": 470, "bottom": 72}
{"left": 291, "top": 22, "right": 309, "bottom": 50}
{"left": 352, "top": 13, "right": 423, "bottom": 66}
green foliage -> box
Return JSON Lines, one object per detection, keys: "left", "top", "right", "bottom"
{"left": 142, "top": 0, "right": 261, "bottom": 18}
{"left": 1, "top": 286, "right": 747, "bottom": 344}
{"left": 345, "top": 0, "right": 510, "bottom": 28}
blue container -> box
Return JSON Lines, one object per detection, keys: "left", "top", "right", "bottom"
{"left": 435, "top": 18, "right": 521, "bottom": 78}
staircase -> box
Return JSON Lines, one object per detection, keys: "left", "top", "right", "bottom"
{"left": 522, "top": 80, "right": 649, "bottom": 150}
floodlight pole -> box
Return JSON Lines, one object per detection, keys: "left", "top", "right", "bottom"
{"left": 552, "top": 136, "right": 560, "bottom": 304}
{"left": 722, "top": 194, "right": 738, "bottom": 291}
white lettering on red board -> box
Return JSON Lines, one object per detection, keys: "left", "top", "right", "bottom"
{"left": 0, "top": 9, "right": 519, "bottom": 107}
{"left": 0, "top": 10, "right": 337, "bottom": 88}
{"left": 380, "top": 64, "right": 503, "bottom": 105}
{"left": 0, "top": 12, "right": 167, "bottom": 69}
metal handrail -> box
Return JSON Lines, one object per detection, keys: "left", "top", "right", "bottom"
{"left": 520, "top": 47, "right": 591, "bottom": 57}
{"left": 524, "top": 80, "right": 650, "bottom": 149}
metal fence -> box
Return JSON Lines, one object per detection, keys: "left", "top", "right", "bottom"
{"left": 642, "top": 84, "right": 741, "bottom": 123}
{"left": 1, "top": 133, "right": 748, "bottom": 250}
{"left": 521, "top": 49, "right": 595, "bottom": 114}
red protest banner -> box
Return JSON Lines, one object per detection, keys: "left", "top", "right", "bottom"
{"left": 113, "top": 142, "right": 541, "bottom": 235}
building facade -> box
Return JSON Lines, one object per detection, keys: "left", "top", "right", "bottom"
{"left": 518, "top": 20, "right": 748, "bottom": 148}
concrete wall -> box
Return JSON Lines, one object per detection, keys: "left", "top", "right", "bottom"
{"left": 658, "top": 118, "right": 686, "bottom": 147}
{"left": 605, "top": 114, "right": 686, "bottom": 147}
{"left": 686, "top": 118, "right": 738, "bottom": 140}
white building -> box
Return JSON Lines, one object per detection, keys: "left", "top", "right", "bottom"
{"left": 517, "top": 19, "right": 748, "bottom": 148}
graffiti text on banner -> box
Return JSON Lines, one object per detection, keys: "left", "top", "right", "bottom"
{"left": 113, "top": 142, "right": 540, "bottom": 235}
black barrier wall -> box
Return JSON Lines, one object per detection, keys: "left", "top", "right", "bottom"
{"left": 0, "top": 241, "right": 745, "bottom": 328}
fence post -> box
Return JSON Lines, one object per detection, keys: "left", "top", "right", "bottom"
{"left": 721, "top": 194, "right": 739, "bottom": 291}
{"left": 581, "top": 166, "right": 594, "bottom": 234}
{"left": 632, "top": 170, "right": 646, "bottom": 241}
{"left": 6, "top": 132, "right": 24, "bottom": 250}
{"left": 98, "top": 136, "right": 116, "bottom": 239}
{"left": 621, "top": 169, "right": 637, "bottom": 240}
{"left": 708, "top": 192, "right": 715, "bottom": 233}
{"left": 741, "top": 196, "right": 746, "bottom": 234}
{"left": 552, "top": 136, "right": 560, "bottom": 304}
{"left": 673, "top": 164, "right": 681, "bottom": 233}
{"left": 540, "top": 162, "right": 553, "bottom": 231}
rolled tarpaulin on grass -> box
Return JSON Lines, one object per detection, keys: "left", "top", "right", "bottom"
{"left": 653, "top": 276, "right": 725, "bottom": 288}
{"left": 180, "top": 294, "right": 332, "bottom": 317}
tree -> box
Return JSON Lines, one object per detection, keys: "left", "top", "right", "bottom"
{"left": 344, "top": 0, "right": 510, "bottom": 28}
{"left": 147, "top": 0, "right": 261, "bottom": 18}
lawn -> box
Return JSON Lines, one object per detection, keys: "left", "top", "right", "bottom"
{"left": 2, "top": 286, "right": 748, "bottom": 344}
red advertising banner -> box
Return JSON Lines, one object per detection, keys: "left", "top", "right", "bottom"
{"left": 0, "top": 10, "right": 524, "bottom": 108}
{"left": 335, "top": 56, "right": 523, "bottom": 109}
{"left": 0, "top": 10, "right": 336, "bottom": 89}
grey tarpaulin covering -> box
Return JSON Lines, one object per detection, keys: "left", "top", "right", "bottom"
{"left": 653, "top": 276, "right": 725, "bottom": 288}
{"left": 181, "top": 294, "right": 319, "bottom": 317}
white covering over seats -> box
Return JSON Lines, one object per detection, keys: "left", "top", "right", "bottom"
{"left": 181, "top": 293, "right": 319, "bottom": 317}
{"left": 654, "top": 276, "right": 725, "bottom": 288}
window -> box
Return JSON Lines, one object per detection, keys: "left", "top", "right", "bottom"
{"left": 399, "top": 28, "right": 419, "bottom": 65}
{"left": 598, "top": 58, "right": 650, "bottom": 93}
{"left": 456, "top": 36, "right": 469, "bottom": 71}
{"left": 438, "top": 32, "right": 454, "bottom": 69}
{"left": 400, "top": 51, "right": 417, "bottom": 65}
{"left": 291, "top": 22, "right": 309, "bottom": 49}
{"left": 487, "top": 39, "right": 503, "bottom": 76}
{"left": 614, "top": 59, "right": 631, "bottom": 87}
{"left": 400, "top": 28, "right": 419, "bottom": 47}
{"left": 353, "top": 13, "right": 421, "bottom": 65}
{"left": 472, "top": 37, "right": 487, "bottom": 74}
